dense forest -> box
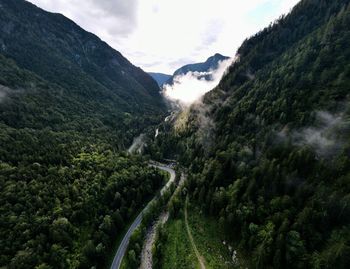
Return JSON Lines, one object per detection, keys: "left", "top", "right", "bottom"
{"left": 0, "top": 148, "right": 165, "bottom": 268}
{"left": 150, "top": 0, "right": 350, "bottom": 268}
{"left": 2, "top": 0, "right": 350, "bottom": 268}
{"left": 0, "top": 0, "right": 168, "bottom": 268}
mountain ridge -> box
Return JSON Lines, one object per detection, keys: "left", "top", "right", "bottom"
{"left": 0, "top": 0, "right": 164, "bottom": 114}
{"left": 165, "top": 53, "right": 230, "bottom": 85}
{"left": 148, "top": 72, "right": 172, "bottom": 87}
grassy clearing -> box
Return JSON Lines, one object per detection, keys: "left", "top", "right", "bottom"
{"left": 160, "top": 218, "right": 198, "bottom": 269}
{"left": 184, "top": 197, "right": 206, "bottom": 269}
{"left": 158, "top": 200, "right": 235, "bottom": 269}
{"left": 186, "top": 203, "right": 234, "bottom": 269}
{"left": 189, "top": 217, "right": 234, "bottom": 268}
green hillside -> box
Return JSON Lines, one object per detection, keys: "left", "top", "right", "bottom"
{"left": 151, "top": 0, "right": 350, "bottom": 267}
{"left": 0, "top": 0, "right": 166, "bottom": 142}
{"left": 0, "top": 0, "right": 168, "bottom": 268}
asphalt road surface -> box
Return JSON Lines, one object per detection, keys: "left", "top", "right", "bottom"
{"left": 110, "top": 163, "right": 176, "bottom": 269}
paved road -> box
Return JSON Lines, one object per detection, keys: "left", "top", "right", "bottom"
{"left": 139, "top": 172, "right": 186, "bottom": 269}
{"left": 110, "top": 163, "right": 176, "bottom": 269}
{"left": 150, "top": 165, "right": 176, "bottom": 196}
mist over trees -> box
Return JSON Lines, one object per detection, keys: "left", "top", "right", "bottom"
{"left": 149, "top": 0, "right": 350, "bottom": 267}
{"left": 1, "top": 0, "right": 350, "bottom": 268}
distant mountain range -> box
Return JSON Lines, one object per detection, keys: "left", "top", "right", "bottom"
{"left": 173, "top": 53, "right": 229, "bottom": 77}
{"left": 149, "top": 53, "right": 230, "bottom": 87}
{"left": 148, "top": 72, "right": 172, "bottom": 86}
{"left": 165, "top": 53, "right": 229, "bottom": 85}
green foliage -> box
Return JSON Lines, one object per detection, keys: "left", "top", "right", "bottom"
{"left": 0, "top": 36, "right": 166, "bottom": 269}
{"left": 153, "top": 202, "right": 234, "bottom": 269}
{"left": 152, "top": 0, "right": 350, "bottom": 268}
{"left": 0, "top": 0, "right": 165, "bottom": 130}
{"left": 153, "top": 219, "right": 197, "bottom": 269}
{"left": 121, "top": 178, "right": 176, "bottom": 268}
{"left": 0, "top": 1, "right": 169, "bottom": 268}
{"left": 0, "top": 148, "right": 165, "bottom": 268}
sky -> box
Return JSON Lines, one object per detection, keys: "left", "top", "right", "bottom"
{"left": 27, "top": 0, "right": 300, "bottom": 74}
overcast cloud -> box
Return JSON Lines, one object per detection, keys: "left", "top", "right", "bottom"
{"left": 27, "top": 0, "right": 300, "bottom": 74}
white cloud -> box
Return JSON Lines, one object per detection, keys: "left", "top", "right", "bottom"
{"left": 294, "top": 111, "right": 343, "bottom": 156}
{"left": 163, "top": 58, "right": 233, "bottom": 105}
{"left": 27, "top": 0, "right": 300, "bottom": 73}
{"left": 0, "top": 85, "right": 9, "bottom": 103}
{"left": 27, "top": 0, "right": 139, "bottom": 37}
{"left": 0, "top": 90, "right": 6, "bottom": 103}
{"left": 278, "top": 111, "right": 347, "bottom": 158}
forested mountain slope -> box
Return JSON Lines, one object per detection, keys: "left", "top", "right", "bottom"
{"left": 151, "top": 0, "right": 350, "bottom": 267}
{"left": 0, "top": 0, "right": 165, "bottom": 142}
{"left": 148, "top": 72, "right": 172, "bottom": 87}
{"left": 0, "top": 0, "right": 168, "bottom": 268}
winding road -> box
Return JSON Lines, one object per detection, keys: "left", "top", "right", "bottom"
{"left": 109, "top": 163, "right": 176, "bottom": 269}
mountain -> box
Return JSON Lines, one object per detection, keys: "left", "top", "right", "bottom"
{"left": 165, "top": 53, "right": 230, "bottom": 85}
{"left": 149, "top": 0, "right": 350, "bottom": 268}
{"left": 0, "top": 0, "right": 165, "bottom": 133}
{"left": 148, "top": 72, "right": 172, "bottom": 86}
{"left": 0, "top": 0, "right": 168, "bottom": 268}
{"left": 174, "top": 53, "right": 229, "bottom": 76}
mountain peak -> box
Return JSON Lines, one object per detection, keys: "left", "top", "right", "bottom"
{"left": 210, "top": 53, "right": 227, "bottom": 59}
{"left": 205, "top": 53, "right": 230, "bottom": 66}
{"left": 163, "top": 53, "right": 230, "bottom": 85}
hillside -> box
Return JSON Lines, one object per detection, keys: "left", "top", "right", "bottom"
{"left": 148, "top": 72, "right": 172, "bottom": 87}
{"left": 151, "top": 0, "right": 350, "bottom": 268}
{"left": 0, "top": 0, "right": 166, "bottom": 140}
{"left": 0, "top": 0, "right": 168, "bottom": 268}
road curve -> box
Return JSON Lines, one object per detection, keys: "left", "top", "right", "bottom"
{"left": 151, "top": 165, "right": 176, "bottom": 196}
{"left": 110, "top": 163, "right": 176, "bottom": 269}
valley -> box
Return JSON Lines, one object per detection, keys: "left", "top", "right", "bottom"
{"left": 1, "top": 0, "right": 350, "bottom": 268}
